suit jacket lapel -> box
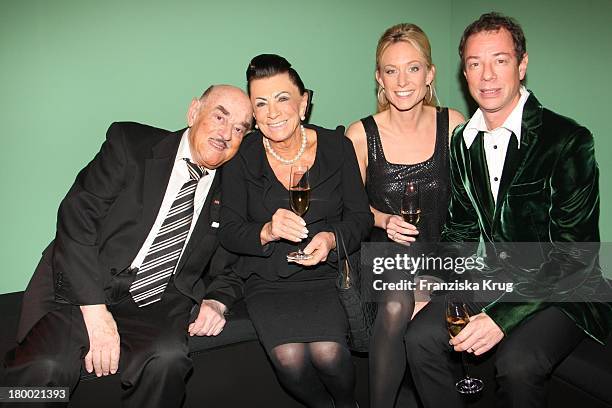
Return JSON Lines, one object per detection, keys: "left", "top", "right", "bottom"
{"left": 137, "top": 130, "right": 183, "bottom": 255}
{"left": 175, "top": 170, "right": 221, "bottom": 274}
{"left": 308, "top": 124, "right": 343, "bottom": 191}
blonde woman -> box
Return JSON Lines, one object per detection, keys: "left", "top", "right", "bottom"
{"left": 347, "top": 23, "right": 464, "bottom": 408}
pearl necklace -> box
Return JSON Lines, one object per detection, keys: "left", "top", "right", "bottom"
{"left": 263, "top": 125, "right": 307, "bottom": 165}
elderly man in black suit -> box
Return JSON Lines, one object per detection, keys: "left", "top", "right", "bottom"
{"left": 0, "top": 84, "right": 252, "bottom": 407}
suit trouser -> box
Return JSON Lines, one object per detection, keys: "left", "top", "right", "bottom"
{"left": 1, "top": 283, "right": 194, "bottom": 408}
{"left": 403, "top": 295, "right": 585, "bottom": 408}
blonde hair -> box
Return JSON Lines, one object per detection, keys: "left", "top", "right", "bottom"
{"left": 375, "top": 23, "right": 438, "bottom": 112}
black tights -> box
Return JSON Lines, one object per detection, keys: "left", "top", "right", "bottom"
{"left": 369, "top": 290, "right": 418, "bottom": 408}
{"left": 269, "top": 341, "right": 356, "bottom": 408}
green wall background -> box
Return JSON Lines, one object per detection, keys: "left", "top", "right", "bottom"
{"left": 0, "top": 0, "right": 609, "bottom": 294}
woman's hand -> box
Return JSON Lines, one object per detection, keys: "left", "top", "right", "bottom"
{"left": 260, "top": 208, "right": 309, "bottom": 245}
{"left": 384, "top": 214, "right": 419, "bottom": 245}
{"left": 293, "top": 231, "right": 336, "bottom": 266}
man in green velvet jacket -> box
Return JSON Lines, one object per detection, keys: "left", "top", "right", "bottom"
{"left": 405, "top": 12, "right": 611, "bottom": 408}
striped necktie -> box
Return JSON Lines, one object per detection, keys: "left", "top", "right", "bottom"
{"left": 129, "top": 159, "right": 207, "bottom": 307}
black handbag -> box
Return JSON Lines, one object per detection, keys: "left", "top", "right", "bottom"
{"left": 333, "top": 227, "right": 377, "bottom": 352}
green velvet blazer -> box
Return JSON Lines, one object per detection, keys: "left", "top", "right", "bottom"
{"left": 442, "top": 92, "right": 611, "bottom": 343}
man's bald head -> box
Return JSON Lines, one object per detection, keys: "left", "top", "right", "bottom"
{"left": 186, "top": 84, "right": 253, "bottom": 169}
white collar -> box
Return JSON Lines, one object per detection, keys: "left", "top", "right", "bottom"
{"left": 178, "top": 129, "right": 216, "bottom": 176}
{"left": 463, "top": 86, "right": 530, "bottom": 149}
{"left": 176, "top": 129, "right": 193, "bottom": 162}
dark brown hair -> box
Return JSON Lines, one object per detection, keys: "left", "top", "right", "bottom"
{"left": 459, "top": 12, "right": 527, "bottom": 68}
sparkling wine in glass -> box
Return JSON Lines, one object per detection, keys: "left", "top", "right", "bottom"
{"left": 287, "top": 165, "right": 312, "bottom": 261}
{"left": 400, "top": 181, "right": 421, "bottom": 227}
{"left": 446, "top": 298, "right": 484, "bottom": 395}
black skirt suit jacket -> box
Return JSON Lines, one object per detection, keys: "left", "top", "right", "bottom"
{"left": 219, "top": 124, "right": 373, "bottom": 280}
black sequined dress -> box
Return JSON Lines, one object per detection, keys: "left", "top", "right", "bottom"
{"left": 362, "top": 107, "right": 450, "bottom": 243}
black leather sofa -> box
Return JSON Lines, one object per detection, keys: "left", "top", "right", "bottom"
{"left": 1, "top": 292, "right": 610, "bottom": 407}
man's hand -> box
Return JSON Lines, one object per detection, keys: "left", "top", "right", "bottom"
{"left": 449, "top": 312, "right": 504, "bottom": 356}
{"left": 188, "top": 299, "right": 227, "bottom": 337}
{"left": 80, "top": 304, "right": 120, "bottom": 377}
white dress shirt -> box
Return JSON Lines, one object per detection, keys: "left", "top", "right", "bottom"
{"left": 130, "top": 129, "right": 215, "bottom": 271}
{"left": 462, "top": 87, "right": 530, "bottom": 202}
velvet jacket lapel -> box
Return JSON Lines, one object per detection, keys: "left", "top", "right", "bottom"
{"left": 493, "top": 94, "right": 542, "bottom": 224}
{"left": 464, "top": 94, "right": 544, "bottom": 233}
{"left": 468, "top": 132, "right": 495, "bottom": 230}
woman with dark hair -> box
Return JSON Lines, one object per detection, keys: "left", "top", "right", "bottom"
{"left": 219, "top": 54, "right": 372, "bottom": 408}
{"left": 346, "top": 24, "right": 465, "bottom": 408}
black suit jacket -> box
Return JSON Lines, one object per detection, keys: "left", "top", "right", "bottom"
{"left": 17, "top": 122, "right": 241, "bottom": 342}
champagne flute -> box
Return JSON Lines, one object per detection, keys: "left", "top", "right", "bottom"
{"left": 400, "top": 181, "right": 421, "bottom": 227}
{"left": 446, "top": 298, "right": 484, "bottom": 394}
{"left": 287, "top": 165, "right": 312, "bottom": 261}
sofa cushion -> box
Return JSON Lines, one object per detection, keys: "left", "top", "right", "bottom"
{"left": 553, "top": 335, "right": 612, "bottom": 405}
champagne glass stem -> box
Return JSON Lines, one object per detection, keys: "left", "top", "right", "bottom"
{"left": 461, "top": 352, "right": 471, "bottom": 379}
